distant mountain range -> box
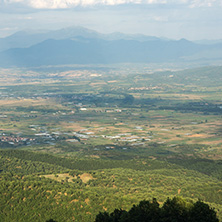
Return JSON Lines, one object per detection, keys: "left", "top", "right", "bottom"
{"left": 0, "top": 26, "right": 222, "bottom": 67}
{"left": 0, "top": 26, "right": 163, "bottom": 52}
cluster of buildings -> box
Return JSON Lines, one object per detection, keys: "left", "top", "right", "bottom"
{"left": 0, "top": 135, "right": 35, "bottom": 145}
{"left": 129, "top": 86, "right": 162, "bottom": 91}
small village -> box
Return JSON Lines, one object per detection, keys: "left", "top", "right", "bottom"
{"left": 0, "top": 134, "right": 35, "bottom": 146}
{"left": 0, "top": 121, "right": 154, "bottom": 149}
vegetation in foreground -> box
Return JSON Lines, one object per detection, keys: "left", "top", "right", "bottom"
{"left": 96, "top": 197, "right": 219, "bottom": 222}
{"left": 0, "top": 149, "right": 222, "bottom": 221}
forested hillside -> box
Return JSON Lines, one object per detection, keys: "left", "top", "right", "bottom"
{"left": 0, "top": 150, "right": 222, "bottom": 221}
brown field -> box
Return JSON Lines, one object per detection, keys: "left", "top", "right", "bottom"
{"left": 198, "top": 140, "right": 222, "bottom": 145}
{"left": 188, "top": 134, "right": 209, "bottom": 138}
{"left": 0, "top": 98, "right": 61, "bottom": 108}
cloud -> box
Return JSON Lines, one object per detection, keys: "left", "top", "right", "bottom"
{"left": 2, "top": 0, "right": 222, "bottom": 9}
{"left": 188, "top": 0, "right": 221, "bottom": 8}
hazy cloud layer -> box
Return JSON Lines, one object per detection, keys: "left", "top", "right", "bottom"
{"left": 1, "top": 0, "right": 222, "bottom": 40}
{"left": 2, "top": 0, "right": 222, "bottom": 9}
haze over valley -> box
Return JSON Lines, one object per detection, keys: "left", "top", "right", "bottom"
{"left": 1, "top": 1, "right": 222, "bottom": 221}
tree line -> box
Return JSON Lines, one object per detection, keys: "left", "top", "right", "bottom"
{"left": 95, "top": 197, "right": 219, "bottom": 222}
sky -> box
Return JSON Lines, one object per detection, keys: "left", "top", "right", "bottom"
{"left": 0, "top": 0, "right": 222, "bottom": 40}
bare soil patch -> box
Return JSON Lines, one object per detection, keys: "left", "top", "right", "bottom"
{"left": 79, "top": 173, "right": 94, "bottom": 183}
